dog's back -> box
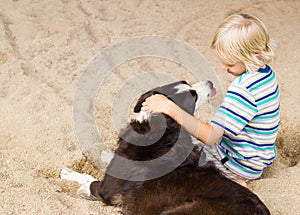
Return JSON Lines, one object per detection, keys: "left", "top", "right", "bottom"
{"left": 123, "top": 163, "right": 269, "bottom": 215}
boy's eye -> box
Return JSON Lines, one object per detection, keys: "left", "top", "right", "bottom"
{"left": 222, "top": 62, "right": 235, "bottom": 67}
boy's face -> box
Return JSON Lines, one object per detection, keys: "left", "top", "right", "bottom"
{"left": 221, "top": 61, "right": 246, "bottom": 76}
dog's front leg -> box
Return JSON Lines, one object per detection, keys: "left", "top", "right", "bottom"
{"left": 60, "top": 168, "right": 99, "bottom": 200}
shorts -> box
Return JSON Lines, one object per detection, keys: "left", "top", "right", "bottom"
{"left": 196, "top": 139, "right": 246, "bottom": 182}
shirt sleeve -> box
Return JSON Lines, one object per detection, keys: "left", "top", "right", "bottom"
{"left": 211, "top": 83, "right": 258, "bottom": 136}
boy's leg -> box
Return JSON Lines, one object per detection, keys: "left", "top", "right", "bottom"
{"left": 198, "top": 143, "right": 247, "bottom": 187}
{"left": 234, "top": 179, "right": 247, "bottom": 187}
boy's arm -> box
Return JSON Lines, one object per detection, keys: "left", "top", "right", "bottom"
{"left": 142, "top": 94, "right": 224, "bottom": 145}
{"left": 168, "top": 100, "right": 224, "bottom": 145}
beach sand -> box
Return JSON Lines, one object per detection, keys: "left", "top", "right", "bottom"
{"left": 0, "top": 0, "right": 299, "bottom": 214}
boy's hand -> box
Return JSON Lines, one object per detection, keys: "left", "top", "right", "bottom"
{"left": 141, "top": 94, "right": 173, "bottom": 116}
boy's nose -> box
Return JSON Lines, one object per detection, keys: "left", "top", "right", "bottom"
{"left": 221, "top": 63, "right": 229, "bottom": 71}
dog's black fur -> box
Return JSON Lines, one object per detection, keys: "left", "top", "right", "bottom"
{"left": 89, "top": 81, "right": 270, "bottom": 215}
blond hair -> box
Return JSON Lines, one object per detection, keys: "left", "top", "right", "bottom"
{"left": 211, "top": 13, "right": 276, "bottom": 72}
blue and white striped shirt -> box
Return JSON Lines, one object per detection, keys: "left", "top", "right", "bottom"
{"left": 211, "top": 65, "right": 280, "bottom": 179}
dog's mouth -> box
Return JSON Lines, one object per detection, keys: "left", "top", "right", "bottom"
{"left": 193, "top": 80, "right": 217, "bottom": 99}
{"left": 205, "top": 80, "right": 217, "bottom": 98}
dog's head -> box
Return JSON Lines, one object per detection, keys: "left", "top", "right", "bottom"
{"left": 112, "top": 80, "right": 216, "bottom": 173}
{"left": 134, "top": 80, "right": 216, "bottom": 122}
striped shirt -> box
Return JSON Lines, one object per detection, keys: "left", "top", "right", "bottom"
{"left": 211, "top": 65, "right": 280, "bottom": 179}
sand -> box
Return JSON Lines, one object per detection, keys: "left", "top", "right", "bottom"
{"left": 0, "top": 0, "right": 299, "bottom": 214}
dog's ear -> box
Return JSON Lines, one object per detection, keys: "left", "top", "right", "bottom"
{"left": 134, "top": 81, "right": 196, "bottom": 113}
{"left": 167, "top": 91, "right": 196, "bottom": 115}
{"left": 134, "top": 81, "right": 183, "bottom": 113}
{"left": 134, "top": 91, "right": 156, "bottom": 113}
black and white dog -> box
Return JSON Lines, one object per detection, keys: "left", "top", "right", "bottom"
{"left": 61, "top": 80, "right": 270, "bottom": 215}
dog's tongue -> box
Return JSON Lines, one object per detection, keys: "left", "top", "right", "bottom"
{"left": 211, "top": 87, "right": 217, "bottom": 97}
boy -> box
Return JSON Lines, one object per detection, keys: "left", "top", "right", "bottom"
{"left": 142, "top": 13, "right": 280, "bottom": 187}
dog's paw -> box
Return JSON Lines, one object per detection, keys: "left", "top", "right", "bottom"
{"left": 60, "top": 167, "right": 97, "bottom": 185}
{"left": 101, "top": 150, "right": 114, "bottom": 164}
{"left": 77, "top": 183, "right": 99, "bottom": 201}
{"left": 60, "top": 167, "right": 78, "bottom": 181}
{"left": 61, "top": 167, "right": 99, "bottom": 200}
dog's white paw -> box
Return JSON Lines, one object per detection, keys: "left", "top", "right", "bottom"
{"left": 60, "top": 167, "right": 78, "bottom": 181}
{"left": 101, "top": 150, "right": 114, "bottom": 164}
{"left": 60, "top": 167, "right": 97, "bottom": 185}
{"left": 77, "top": 182, "right": 98, "bottom": 201}
{"left": 60, "top": 167, "right": 99, "bottom": 200}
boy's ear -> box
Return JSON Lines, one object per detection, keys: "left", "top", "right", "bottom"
{"left": 254, "top": 53, "right": 262, "bottom": 60}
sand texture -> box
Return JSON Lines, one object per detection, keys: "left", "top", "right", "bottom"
{"left": 0, "top": 0, "right": 299, "bottom": 214}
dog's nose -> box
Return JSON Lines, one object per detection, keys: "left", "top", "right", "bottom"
{"left": 206, "top": 80, "right": 213, "bottom": 89}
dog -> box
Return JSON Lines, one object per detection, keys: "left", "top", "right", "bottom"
{"left": 61, "top": 80, "right": 270, "bottom": 215}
